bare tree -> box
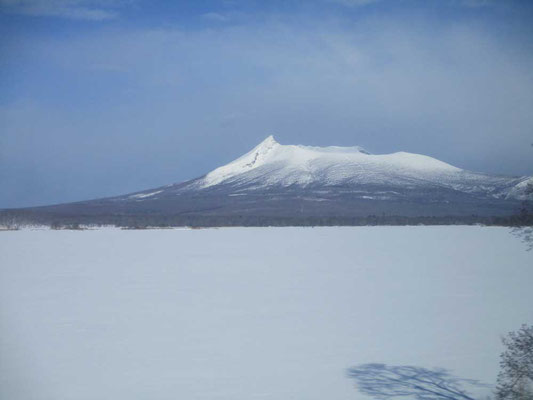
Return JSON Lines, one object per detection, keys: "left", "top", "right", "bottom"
{"left": 496, "top": 325, "right": 533, "bottom": 400}
{"left": 347, "top": 364, "right": 488, "bottom": 400}
{"left": 510, "top": 182, "right": 533, "bottom": 251}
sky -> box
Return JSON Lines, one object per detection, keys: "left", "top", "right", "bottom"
{"left": 1, "top": 0, "right": 533, "bottom": 208}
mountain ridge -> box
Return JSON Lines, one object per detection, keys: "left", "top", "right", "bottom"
{"left": 144, "top": 135, "right": 529, "bottom": 202}
{"left": 198, "top": 135, "right": 463, "bottom": 189}
{"left": 1, "top": 135, "right": 531, "bottom": 227}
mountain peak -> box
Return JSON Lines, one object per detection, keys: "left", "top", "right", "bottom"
{"left": 251, "top": 134, "right": 279, "bottom": 155}
{"left": 13, "top": 135, "right": 529, "bottom": 223}
{"left": 201, "top": 135, "right": 280, "bottom": 187}
{"left": 251, "top": 135, "right": 279, "bottom": 156}
{"left": 200, "top": 136, "right": 465, "bottom": 189}
{"left": 259, "top": 135, "right": 278, "bottom": 146}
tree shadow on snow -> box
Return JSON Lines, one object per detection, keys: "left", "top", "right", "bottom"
{"left": 347, "top": 363, "right": 490, "bottom": 400}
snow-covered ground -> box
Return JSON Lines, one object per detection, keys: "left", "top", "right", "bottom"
{"left": 1, "top": 227, "right": 531, "bottom": 400}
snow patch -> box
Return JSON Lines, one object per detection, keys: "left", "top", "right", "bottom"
{"left": 129, "top": 190, "right": 163, "bottom": 199}
{"left": 506, "top": 176, "right": 533, "bottom": 200}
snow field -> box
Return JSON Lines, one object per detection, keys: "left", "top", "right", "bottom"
{"left": 0, "top": 226, "right": 531, "bottom": 399}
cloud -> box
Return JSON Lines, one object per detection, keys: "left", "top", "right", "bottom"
{"left": 2, "top": 12, "right": 533, "bottom": 207}
{"left": 0, "top": 0, "right": 126, "bottom": 20}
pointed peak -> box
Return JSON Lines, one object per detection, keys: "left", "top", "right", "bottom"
{"left": 200, "top": 135, "right": 280, "bottom": 187}
{"left": 251, "top": 135, "right": 280, "bottom": 154}
{"left": 258, "top": 135, "right": 278, "bottom": 147}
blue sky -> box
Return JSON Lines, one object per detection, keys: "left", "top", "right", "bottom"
{"left": 1, "top": 0, "right": 533, "bottom": 207}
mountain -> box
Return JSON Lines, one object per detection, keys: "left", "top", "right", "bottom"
{"left": 2, "top": 136, "right": 532, "bottom": 227}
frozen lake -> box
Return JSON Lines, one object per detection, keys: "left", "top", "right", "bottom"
{"left": 1, "top": 227, "right": 531, "bottom": 399}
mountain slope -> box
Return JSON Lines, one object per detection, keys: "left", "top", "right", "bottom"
{"left": 187, "top": 136, "right": 526, "bottom": 199}
{"left": 2, "top": 136, "right": 531, "bottom": 226}
{"left": 121, "top": 135, "right": 530, "bottom": 205}
{"left": 197, "top": 135, "right": 461, "bottom": 189}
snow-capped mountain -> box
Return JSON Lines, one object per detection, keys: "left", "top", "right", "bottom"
{"left": 199, "top": 135, "right": 460, "bottom": 188}
{"left": 187, "top": 135, "right": 529, "bottom": 201}
{"left": 3, "top": 136, "right": 531, "bottom": 226}
{"left": 125, "top": 135, "right": 530, "bottom": 203}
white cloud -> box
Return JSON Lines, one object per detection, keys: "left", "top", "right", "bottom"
{"left": 0, "top": 0, "right": 126, "bottom": 20}
{"left": 3, "top": 13, "right": 533, "bottom": 207}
